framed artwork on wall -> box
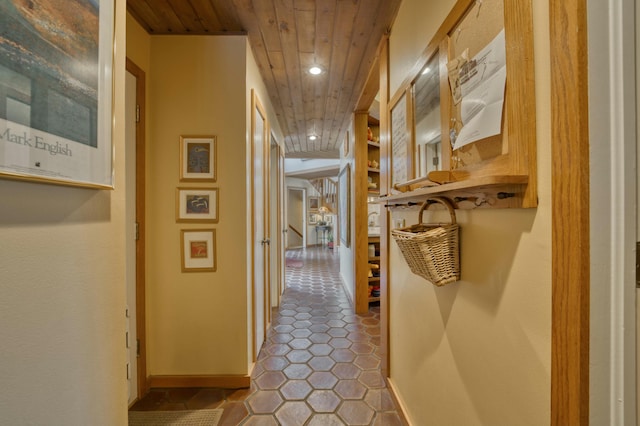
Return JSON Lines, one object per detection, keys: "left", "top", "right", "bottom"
{"left": 338, "top": 164, "right": 350, "bottom": 248}
{"left": 0, "top": 0, "right": 115, "bottom": 188}
{"left": 176, "top": 187, "right": 219, "bottom": 223}
{"left": 181, "top": 229, "right": 216, "bottom": 272}
{"left": 179, "top": 135, "right": 216, "bottom": 182}
{"left": 308, "top": 196, "right": 319, "bottom": 211}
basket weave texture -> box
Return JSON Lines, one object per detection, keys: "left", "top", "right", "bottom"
{"left": 391, "top": 197, "right": 460, "bottom": 286}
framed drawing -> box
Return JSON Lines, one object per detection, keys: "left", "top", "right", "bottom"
{"left": 176, "top": 187, "right": 219, "bottom": 223}
{"left": 389, "top": 89, "right": 413, "bottom": 190}
{"left": 338, "top": 164, "right": 350, "bottom": 248}
{"left": 308, "top": 213, "right": 318, "bottom": 225}
{"left": 308, "top": 196, "right": 319, "bottom": 211}
{"left": 180, "top": 135, "right": 216, "bottom": 182}
{"left": 181, "top": 229, "right": 216, "bottom": 272}
{"left": 0, "top": 0, "right": 115, "bottom": 188}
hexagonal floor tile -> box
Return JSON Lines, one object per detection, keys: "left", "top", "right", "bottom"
{"left": 282, "top": 363, "right": 313, "bottom": 380}
{"left": 332, "top": 362, "right": 361, "bottom": 380}
{"left": 255, "top": 371, "right": 287, "bottom": 390}
{"left": 354, "top": 354, "right": 380, "bottom": 370}
{"left": 306, "top": 390, "right": 341, "bottom": 413}
{"left": 247, "top": 390, "right": 283, "bottom": 414}
{"left": 307, "top": 371, "right": 339, "bottom": 389}
{"left": 328, "top": 337, "right": 351, "bottom": 349}
{"left": 308, "top": 356, "right": 336, "bottom": 371}
{"left": 307, "top": 413, "right": 345, "bottom": 426}
{"left": 288, "top": 338, "right": 312, "bottom": 350}
{"left": 309, "top": 333, "right": 332, "bottom": 344}
{"left": 338, "top": 400, "right": 375, "bottom": 425}
{"left": 290, "top": 328, "right": 312, "bottom": 338}
{"left": 334, "top": 379, "right": 367, "bottom": 400}
{"left": 358, "top": 370, "right": 385, "bottom": 388}
{"left": 279, "top": 380, "right": 312, "bottom": 400}
{"left": 261, "top": 356, "right": 289, "bottom": 371}
{"left": 330, "top": 348, "right": 356, "bottom": 363}
{"left": 274, "top": 401, "right": 312, "bottom": 426}
{"left": 285, "top": 350, "right": 313, "bottom": 363}
{"left": 309, "top": 343, "right": 333, "bottom": 356}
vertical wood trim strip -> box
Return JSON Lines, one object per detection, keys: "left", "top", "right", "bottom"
{"left": 125, "top": 57, "right": 148, "bottom": 398}
{"left": 549, "top": 0, "right": 590, "bottom": 424}
{"left": 378, "top": 36, "right": 391, "bottom": 378}
{"left": 354, "top": 112, "right": 370, "bottom": 314}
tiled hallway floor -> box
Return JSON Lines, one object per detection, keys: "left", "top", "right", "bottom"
{"left": 131, "top": 246, "right": 404, "bottom": 425}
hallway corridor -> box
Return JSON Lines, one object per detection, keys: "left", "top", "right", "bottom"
{"left": 130, "top": 246, "right": 404, "bottom": 425}
{"left": 239, "top": 246, "right": 403, "bottom": 425}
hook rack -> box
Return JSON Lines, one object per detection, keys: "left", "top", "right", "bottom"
{"left": 384, "top": 201, "right": 421, "bottom": 208}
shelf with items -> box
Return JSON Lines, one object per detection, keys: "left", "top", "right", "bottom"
{"left": 367, "top": 236, "right": 381, "bottom": 303}
{"left": 385, "top": 0, "right": 537, "bottom": 210}
{"left": 367, "top": 127, "right": 381, "bottom": 195}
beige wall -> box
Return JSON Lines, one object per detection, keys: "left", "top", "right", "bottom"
{"left": 387, "top": 1, "right": 552, "bottom": 424}
{"left": 126, "top": 23, "right": 285, "bottom": 376}
{"left": 0, "top": 1, "right": 128, "bottom": 424}
{"left": 144, "top": 35, "right": 250, "bottom": 376}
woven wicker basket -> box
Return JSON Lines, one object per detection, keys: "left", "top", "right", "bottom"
{"left": 391, "top": 197, "right": 460, "bottom": 286}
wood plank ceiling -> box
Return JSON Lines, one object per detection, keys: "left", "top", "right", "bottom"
{"left": 127, "top": 0, "right": 402, "bottom": 158}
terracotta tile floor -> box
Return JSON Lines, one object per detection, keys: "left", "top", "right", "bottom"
{"left": 130, "top": 246, "right": 404, "bottom": 425}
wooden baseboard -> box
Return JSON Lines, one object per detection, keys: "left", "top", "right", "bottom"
{"left": 147, "top": 374, "right": 250, "bottom": 389}
{"left": 386, "top": 377, "right": 411, "bottom": 426}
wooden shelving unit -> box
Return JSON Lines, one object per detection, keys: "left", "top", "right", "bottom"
{"left": 367, "top": 236, "right": 381, "bottom": 304}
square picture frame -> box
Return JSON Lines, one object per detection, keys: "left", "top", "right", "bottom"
{"left": 176, "top": 187, "right": 219, "bottom": 223}
{"left": 181, "top": 229, "right": 216, "bottom": 272}
{"left": 0, "top": 0, "right": 115, "bottom": 189}
{"left": 180, "top": 135, "right": 216, "bottom": 182}
{"left": 308, "top": 213, "right": 318, "bottom": 225}
{"left": 308, "top": 196, "right": 319, "bottom": 211}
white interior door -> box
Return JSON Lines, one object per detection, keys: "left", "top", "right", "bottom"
{"left": 252, "top": 93, "right": 268, "bottom": 360}
{"left": 125, "top": 70, "right": 138, "bottom": 404}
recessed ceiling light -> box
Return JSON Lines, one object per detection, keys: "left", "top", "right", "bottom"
{"left": 422, "top": 67, "right": 431, "bottom": 75}
{"left": 309, "top": 66, "right": 323, "bottom": 75}
{"left": 309, "top": 134, "right": 318, "bottom": 141}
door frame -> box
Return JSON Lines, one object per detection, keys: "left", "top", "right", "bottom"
{"left": 125, "top": 58, "right": 147, "bottom": 399}
{"left": 286, "top": 186, "right": 307, "bottom": 248}
{"left": 550, "top": 0, "right": 637, "bottom": 424}
{"left": 250, "top": 90, "right": 270, "bottom": 361}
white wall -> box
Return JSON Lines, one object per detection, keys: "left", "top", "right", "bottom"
{"left": 386, "top": 1, "right": 552, "bottom": 424}
{"left": 0, "top": 1, "right": 128, "bottom": 424}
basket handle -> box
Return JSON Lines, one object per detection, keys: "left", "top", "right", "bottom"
{"left": 417, "top": 197, "right": 456, "bottom": 225}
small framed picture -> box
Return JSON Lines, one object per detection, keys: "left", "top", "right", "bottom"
{"left": 308, "top": 213, "right": 318, "bottom": 225}
{"left": 308, "top": 196, "right": 319, "bottom": 211}
{"left": 176, "top": 187, "right": 219, "bottom": 223}
{"left": 181, "top": 229, "right": 216, "bottom": 272}
{"left": 180, "top": 135, "right": 216, "bottom": 182}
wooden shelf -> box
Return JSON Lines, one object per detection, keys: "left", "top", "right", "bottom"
{"left": 368, "top": 297, "right": 381, "bottom": 303}
{"left": 368, "top": 168, "right": 380, "bottom": 173}
{"left": 368, "top": 277, "right": 381, "bottom": 283}
{"left": 367, "top": 140, "right": 380, "bottom": 148}
{"left": 380, "top": 175, "right": 531, "bottom": 209}
{"left": 368, "top": 256, "right": 380, "bottom": 261}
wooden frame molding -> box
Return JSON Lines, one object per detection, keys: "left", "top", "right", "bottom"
{"left": 549, "top": 0, "right": 590, "bottom": 424}
{"left": 148, "top": 375, "right": 250, "bottom": 390}
{"left": 125, "top": 57, "right": 148, "bottom": 398}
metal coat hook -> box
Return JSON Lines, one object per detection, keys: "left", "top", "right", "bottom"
{"left": 384, "top": 201, "right": 420, "bottom": 208}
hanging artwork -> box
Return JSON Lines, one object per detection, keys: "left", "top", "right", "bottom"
{"left": 179, "top": 135, "right": 217, "bottom": 182}
{"left": 338, "top": 164, "right": 350, "bottom": 248}
{"left": 0, "top": 0, "right": 115, "bottom": 188}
